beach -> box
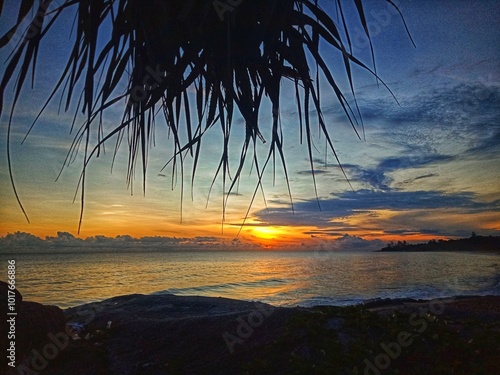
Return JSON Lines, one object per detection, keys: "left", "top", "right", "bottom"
{"left": 3, "top": 284, "right": 499, "bottom": 375}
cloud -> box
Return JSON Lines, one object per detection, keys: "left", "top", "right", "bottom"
{"left": 359, "top": 80, "right": 500, "bottom": 155}
{"left": 0, "top": 232, "right": 44, "bottom": 247}
{"left": 383, "top": 229, "right": 420, "bottom": 235}
{"left": 296, "top": 169, "right": 331, "bottom": 176}
{"left": 382, "top": 227, "right": 476, "bottom": 239}
{"left": 186, "top": 236, "right": 222, "bottom": 246}
{"left": 332, "top": 234, "right": 384, "bottom": 251}
{"left": 253, "top": 189, "right": 500, "bottom": 228}
{"left": 323, "top": 78, "right": 498, "bottom": 190}
{"left": 396, "top": 173, "right": 440, "bottom": 188}
{"left": 0, "top": 232, "right": 238, "bottom": 253}
{"left": 413, "top": 174, "right": 438, "bottom": 181}
{"left": 310, "top": 234, "right": 384, "bottom": 252}
{"left": 403, "top": 83, "right": 499, "bottom": 128}
{"left": 463, "top": 126, "right": 500, "bottom": 157}
{"left": 342, "top": 153, "right": 454, "bottom": 191}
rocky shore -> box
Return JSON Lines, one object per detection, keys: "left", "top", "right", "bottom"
{"left": 2, "top": 282, "right": 499, "bottom": 374}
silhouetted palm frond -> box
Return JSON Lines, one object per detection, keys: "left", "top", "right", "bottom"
{"left": 0, "top": 0, "right": 413, "bottom": 231}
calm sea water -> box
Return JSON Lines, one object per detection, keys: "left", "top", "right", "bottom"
{"left": 1, "top": 251, "right": 499, "bottom": 309}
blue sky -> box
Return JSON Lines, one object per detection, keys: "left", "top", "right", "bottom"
{"left": 0, "top": 0, "right": 499, "bottom": 249}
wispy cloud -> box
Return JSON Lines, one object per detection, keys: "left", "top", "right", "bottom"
{"left": 339, "top": 153, "right": 453, "bottom": 191}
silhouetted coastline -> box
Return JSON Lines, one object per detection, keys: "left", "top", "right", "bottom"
{"left": 378, "top": 234, "right": 500, "bottom": 252}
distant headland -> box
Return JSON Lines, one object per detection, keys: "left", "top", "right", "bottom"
{"left": 378, "top": 234, "right": 500, "bottom": 252}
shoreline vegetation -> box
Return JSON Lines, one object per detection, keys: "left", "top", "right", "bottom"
{"left": 378, "top": 234, "right": 500, "bottom": 253}
{"left": 1, "top": 282, "right": 499, "bottom": 375}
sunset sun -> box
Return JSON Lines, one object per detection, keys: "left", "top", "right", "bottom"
{"left": 252, "top": 226, "right": 281, "bottom": 241}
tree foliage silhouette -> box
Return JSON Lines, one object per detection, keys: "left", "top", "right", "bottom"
{"left": 0, "top": 0, "right": 413, "bottom": 231}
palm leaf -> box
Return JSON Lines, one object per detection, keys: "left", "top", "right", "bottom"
{"left": 0, "top": 0, "right": 413, "bottom": 231}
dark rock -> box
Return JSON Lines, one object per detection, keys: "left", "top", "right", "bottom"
{"left": 63, "top": 294, "right": 290, "bottom": 375}
{"left": 3, "top": 292, "right": 500, "bottom": 374}
{"left": 362, "top": 297, "right": 418, "bottom": 308}
{"left": 16, "top": 301, "right": 66, "bottom": 353}
{"left": 1, "top": 282, "right": 65, "bottom": 374}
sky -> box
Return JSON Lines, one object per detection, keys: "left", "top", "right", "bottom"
{"left": 0, "top": 0, "right": 499, "bottom": 250}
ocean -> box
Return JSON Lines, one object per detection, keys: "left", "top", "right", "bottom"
{"left": 2, "top": 250, "right": 499, "bottom": 309}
